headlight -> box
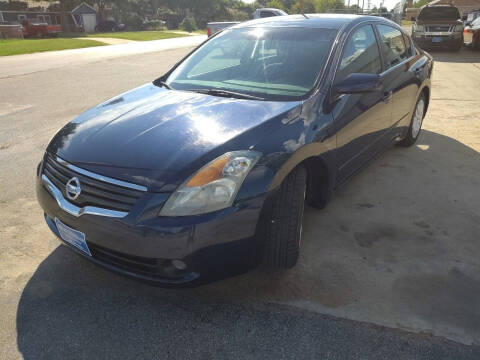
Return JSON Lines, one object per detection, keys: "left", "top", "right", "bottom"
{"left": 454, "top": 24, "right": 464, "bottom": 32}
{"left": 413, "top": 24, "right": 424, "bottom": 32}
{"left": 159, "top": 150, "right": 261, "bottom": 216}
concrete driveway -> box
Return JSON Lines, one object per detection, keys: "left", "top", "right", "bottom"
{"left": 0, "top": 44, "right": 479, "bottom": 359}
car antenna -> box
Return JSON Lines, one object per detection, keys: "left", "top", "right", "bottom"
{"left": 302, "top": 14, "right": 309, "bottom": 19}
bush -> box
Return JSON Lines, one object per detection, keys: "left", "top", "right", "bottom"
{"left": 124, "top": 13, "right": 143, "bottom": 31}
{"left": 180, "top": 17, "right": 197, "bottom": 33}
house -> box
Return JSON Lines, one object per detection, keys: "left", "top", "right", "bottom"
{"left": 0, "top": 10, "right": 81, "bottom": 31}
{"left": 405, "top": 0, "right": 480, "bottom": 20}
{"left": 429, "top": 0, "right": 480, "bottom": 14}
{"left": 71, "top": 2, "right": 98, "bottom": 33}
{"left": 0, "top": 10, "right": 62, "bottom": 25}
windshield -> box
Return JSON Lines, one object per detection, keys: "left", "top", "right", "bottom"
{"left": 165, "top": 27, "right": 337, "bottom": 101}
{"left": 418, "top": 7, "right": 460, "bottom": 20}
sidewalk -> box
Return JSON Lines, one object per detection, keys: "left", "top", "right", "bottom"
{"left": 77, "top": 37, "right": 136, "bottom": 45}
{"left": 0, "top": 35, "right": 206, "bottom": 79}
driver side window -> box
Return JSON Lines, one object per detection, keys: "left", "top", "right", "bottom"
{"left": 335, "top": 25, "right": 382, "bottom": 84}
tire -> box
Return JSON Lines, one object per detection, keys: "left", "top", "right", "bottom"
{"left": 264, "top": 164, "right": 307, "bottom": 269}
{"left": 399, "top": 93, "right": 426, "bottom": 147}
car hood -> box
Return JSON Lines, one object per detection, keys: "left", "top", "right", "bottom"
{"left": 416, "top": 19, "right": 461, "bottom": 24}
{"left": 48, "top": 83, "right": 301, "bottom": 190}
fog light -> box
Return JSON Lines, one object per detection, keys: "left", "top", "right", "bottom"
{"left": 172, "top": 259, "right": 187, "bottom": 270}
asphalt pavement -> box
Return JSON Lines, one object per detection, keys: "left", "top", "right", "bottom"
{"left": 1, "top": 41, "right": 479, "bottom": 359}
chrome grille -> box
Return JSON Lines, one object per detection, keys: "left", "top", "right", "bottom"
{"left": 426, "top": 25, "right": 452, "bottom": 32}
{"left": 42, "top": 154, "right": 146, "bottom": 213}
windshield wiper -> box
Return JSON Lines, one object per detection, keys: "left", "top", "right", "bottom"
{"left": 187, "top": 88, "right": 265, "bottom": 101}
{"left": 155, "top": 80, "right": 173, "bottom": 90}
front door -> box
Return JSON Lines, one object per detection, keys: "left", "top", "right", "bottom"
{"left": 332, "top": 24, "right": 393, "bottom": 183}
{"left": 82, "top": 14, "right": 96, "bottom": 33}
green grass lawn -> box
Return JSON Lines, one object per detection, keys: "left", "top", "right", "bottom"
{"left": 86, "top": 31, "right": 190, "bottom": 41}
{"left": 0, "top": 38, "right": 105, "bottom": 56}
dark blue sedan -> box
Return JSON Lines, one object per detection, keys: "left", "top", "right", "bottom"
{"left": 36, "top": 14, "right": 433, "bottom": 286}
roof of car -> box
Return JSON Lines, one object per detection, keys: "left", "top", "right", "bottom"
{"left": 233, "top": 14, "right": 391, "bottom": 30}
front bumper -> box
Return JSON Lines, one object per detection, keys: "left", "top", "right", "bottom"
{"left": 413, "top": 33, "right": 463, "bottom": 49}
{"left": 36, "top": 166, "right": 270, "bottom": 286}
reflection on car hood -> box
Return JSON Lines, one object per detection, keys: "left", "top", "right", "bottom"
{"left": 48, "top": 83, "right": 301, "bottom": 189}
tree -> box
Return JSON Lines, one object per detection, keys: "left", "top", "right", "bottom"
{"left": 266, "top": 0, "right": 287, "bottom": 11}
{"left": 315, "top": 0, "right": 345, "bottom": 13}
{"left": 413, "top": 0, "right": 429, "bottom": 7}
{"left": 291, "top": 0, "right": 315, "bottom": 13}
{"left": 348, "top": 4, "right": 362, "bottom": 13}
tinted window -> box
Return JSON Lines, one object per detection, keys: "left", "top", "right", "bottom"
{"left": 167, "top": 27, "right": 337, "bottom": 100}
{"left": 377, "top": 25, "right": 408, "bottom": 69}
{"left": 336, "top": 25, "right": 382, "bottom": 83}
{"left": 418, "top": 7, "right": 460, "bottom": 20}
{"left": 260, "top": 11, "right": 276, "bottom": 18}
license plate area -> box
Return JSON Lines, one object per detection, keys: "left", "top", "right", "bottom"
{"left": 55, "top": 218, "right": 91, "bottom": 256}
{"left": 432, "top": 37, "right": 443, "bottom": 43}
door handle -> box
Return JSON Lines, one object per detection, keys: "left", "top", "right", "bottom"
{"left": 383, "top": 91, "right": 393, "bottom": 103}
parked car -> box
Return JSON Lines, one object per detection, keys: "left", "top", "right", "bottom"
{"left": 36, "top": 15, "right": 433, "bottom": 286}
{"left": 94, "top": 20, "right": 125, "bottom": 32}
{"left": 462, "top": 9, "right": 480, "bottom": 27}
{"left": 464, "top": 17, "right": 480, "bottom": 49}
{"left": 411, "top": 4, "right": 463, "bottom": 51}
{"left": 206, "top": 8, "right": 287, "bottom": 36}
{"left": 21, "top": 19, "right": 61, "bottom": 38}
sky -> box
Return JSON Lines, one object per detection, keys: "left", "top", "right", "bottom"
{"left": 240, "top": 0, "right": 399, "bottom": 11}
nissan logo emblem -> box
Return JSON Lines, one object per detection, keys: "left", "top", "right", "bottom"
{"left": 65, "top": 177, "right": 81, "bottom": 201}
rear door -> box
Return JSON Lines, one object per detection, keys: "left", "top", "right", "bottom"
{"left": 375, "top": 24, "right": 419, "bottom": 129}
{"left": 333, "top": 23, "right": 393, "bottom": 183}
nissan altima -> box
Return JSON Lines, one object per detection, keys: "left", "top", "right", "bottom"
{"left": 36, "top": 14, "right": 433, "bottom": 286}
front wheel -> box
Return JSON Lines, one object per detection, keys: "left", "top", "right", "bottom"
{"left": 263, "top": 164, "right": 307, "bottom": 269}
{"left": 399, "top": 93, "right": 426, "bottom": 147}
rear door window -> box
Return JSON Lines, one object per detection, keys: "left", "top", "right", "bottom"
{"left": 376, "top": 24, "right": 408, "bottom": 70}
{"left": 260, "top": 11, "right": 276, "bottom": 18}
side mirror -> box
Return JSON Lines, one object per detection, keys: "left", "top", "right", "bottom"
{"left": 333, "top": 73, "right": 382, "bottom": 95}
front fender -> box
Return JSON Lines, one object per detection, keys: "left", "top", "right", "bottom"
{"left": 267, "top": 139, "right": 335, "bottom": 191}
{"left": 252, "top": 92, "right": 337, "bottom": 193}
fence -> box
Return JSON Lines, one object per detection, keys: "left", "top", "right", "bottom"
{"left": 0, "top": 24, "right": 24, "bottom": 39}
